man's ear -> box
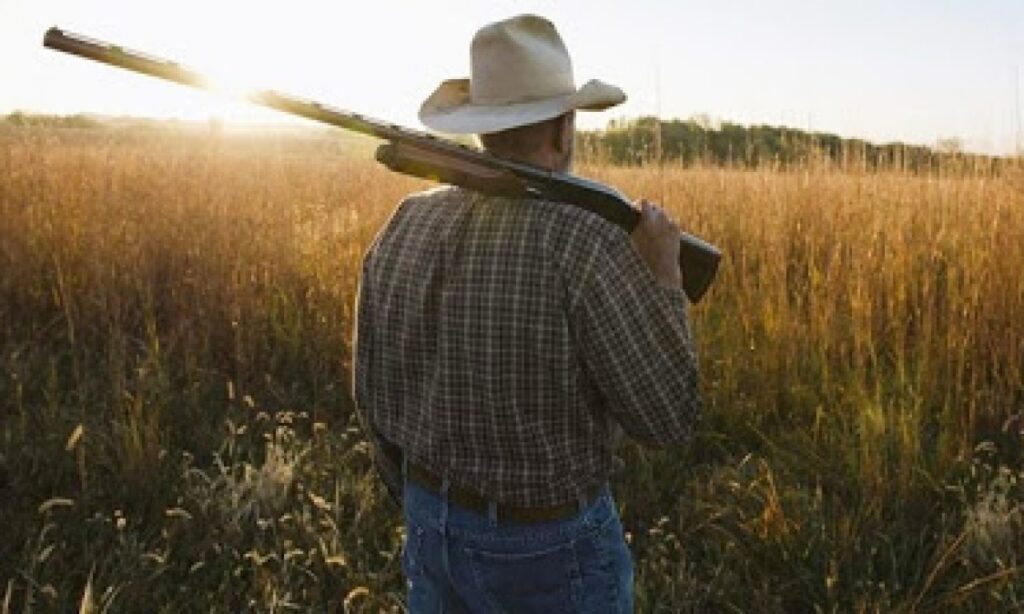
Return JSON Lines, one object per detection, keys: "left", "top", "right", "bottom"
{"left": 553, "top": 112, "right": 574, "bottom": 155}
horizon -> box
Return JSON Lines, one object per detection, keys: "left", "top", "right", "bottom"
{"left": 2, "top": 0, "right": 1022, "bottom": 155}
{"left": 4, "top": 110, "right": 1015, "bottom": 160}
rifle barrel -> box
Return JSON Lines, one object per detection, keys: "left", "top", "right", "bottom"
{"left": 43, "top": 28, "right": 405, "bottom": 142}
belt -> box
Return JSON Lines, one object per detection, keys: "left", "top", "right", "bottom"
{"left": 382, "top": 440, "right": 603, "bottom": 524}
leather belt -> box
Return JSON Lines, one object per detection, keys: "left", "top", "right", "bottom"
{"left": 382, "top": 440, "right": 603, "bottom": 524}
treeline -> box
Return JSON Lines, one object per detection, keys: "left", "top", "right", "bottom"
{"left": 3, "top": 111, "right": 100, "bottom": 129}
{"left": 5, "top": 111, "right": 1012, "bottom": 173}
{"left": 577, "top": 116, "right": 1007, "bottom": 173}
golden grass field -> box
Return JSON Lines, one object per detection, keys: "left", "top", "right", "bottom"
{"left": 0, "top": 123, "right": 1022, "bottom": 612}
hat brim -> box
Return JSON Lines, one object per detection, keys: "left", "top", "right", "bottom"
{"left": 419, "top": 78, "right": 626, "bottom": 134}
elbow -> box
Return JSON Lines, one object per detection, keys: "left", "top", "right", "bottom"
{"left": 628, "top": 392, "right": 703, "bottom": 450}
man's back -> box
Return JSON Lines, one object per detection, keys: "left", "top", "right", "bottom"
{"left": 354, "top": 186, "right": 701, "bottom": 508}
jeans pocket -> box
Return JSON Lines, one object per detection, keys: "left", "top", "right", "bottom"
{"left": 466, "top": 540, "right": 582, "bottom": 613}
{"left": 574, "top": 513, "right": 634, "bottom": 613}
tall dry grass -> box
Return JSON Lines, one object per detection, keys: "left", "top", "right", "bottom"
{"left": 0, "top": 124, "right": 1021, "bottom": 611}
{"left": 594, "top": 161, "right": 1024, "bottom": 460}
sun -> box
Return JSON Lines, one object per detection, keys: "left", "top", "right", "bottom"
{"left": 44, "top": 26, "right": 302, "bottom": 127}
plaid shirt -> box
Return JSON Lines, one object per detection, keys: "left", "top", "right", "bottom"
{"left": 353, "top": 186, "right": 701, "bottom": 507}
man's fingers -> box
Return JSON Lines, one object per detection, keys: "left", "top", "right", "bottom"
{"left": 630, "top": 199, "right": 684, "bottom": 288}
{"left": 637, "top": 200, "right": 665, "bottom": 220}
{"left": 638, "top": 202, "right": 676, "bottom": 230}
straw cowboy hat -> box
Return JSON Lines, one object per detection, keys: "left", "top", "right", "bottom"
{"left": 419, "top": 14, "right": 626, "bottom": 135}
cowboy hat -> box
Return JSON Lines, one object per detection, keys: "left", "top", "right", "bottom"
{"left": 419, "top": 14, "right": 626, "bottom": 135}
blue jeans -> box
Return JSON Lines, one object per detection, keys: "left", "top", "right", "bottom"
{"left": 400, "top": 468, "right": 635, "bottom": 613}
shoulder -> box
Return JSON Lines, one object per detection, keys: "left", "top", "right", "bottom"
{"left": 525, "top": 196, "right": 633, "bottom": 266}
{"left": 400, "top": 186, "right": 619, "bottom": 236}
{"left": 389, "top": 185, "right": 633, "bottom": 265}
{"left": 398, "top": 185, "right": 469, "bottom": 209}
{"left": 510, "top": 196, "right": 637, "bottom": 311}
{"left": 361, "top": 187, "right": 457, "bottom": 267}
{"left": 370, "top": 186, "right": 468, "bottom": 246}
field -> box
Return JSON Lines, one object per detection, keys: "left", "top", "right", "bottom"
{"left": 1, "top": 123, "right": 1022, "bottom": 612}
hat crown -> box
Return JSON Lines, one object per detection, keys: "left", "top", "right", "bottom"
{"left": 469, "top": 15, "right": 575, "bottom": 105}
{"left": 418, "top": 14, "right": 625, "bottom": 134}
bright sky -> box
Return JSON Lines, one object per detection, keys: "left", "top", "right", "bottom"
{"left": 1, "top": 0, "right": 1022, "bottom": 154}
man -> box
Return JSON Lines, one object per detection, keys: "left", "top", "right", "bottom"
{"left": 353, "top": 14, "right": 701, "bottom": 613}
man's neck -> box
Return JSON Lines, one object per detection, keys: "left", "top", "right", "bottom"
{"left": 486, "top": 148, "right": 570, "bottom": 173}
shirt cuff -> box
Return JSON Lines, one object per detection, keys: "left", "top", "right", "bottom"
{"left": 658, "top": 282, "right": 688, "bottom": 304}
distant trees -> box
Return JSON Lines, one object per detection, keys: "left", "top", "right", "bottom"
{"left": 3, "top": 111, "right": 1005, "bottom": 173}
{"left": 577, "top": 116, "right": 999, "bottom": 172}
{"left": 3, "top": 112, "right": 98, "bottom": 129}
{"left": 935, "top": 137, "right": 963, "bottom": 155}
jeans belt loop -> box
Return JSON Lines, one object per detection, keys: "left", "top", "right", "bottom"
{"left": 577, "top": 490, "right": 589, "bottom": 514}
{"left": 439, "top": 475, "right": 453, "bottom": 581}
{"left": 440, "top": 475, "right": 450, "bottom": 515}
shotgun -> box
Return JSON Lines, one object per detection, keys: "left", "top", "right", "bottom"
{"left": 42, "top": 26, "right": 721, "bottom": 302}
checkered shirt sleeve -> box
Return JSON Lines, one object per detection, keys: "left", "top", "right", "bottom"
{"left": 573, "top": 223, "right": 702, "bottom": 449}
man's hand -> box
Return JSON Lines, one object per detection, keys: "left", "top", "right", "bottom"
{"left": 630, "top": 200, "right": 683, "bottom": 288}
